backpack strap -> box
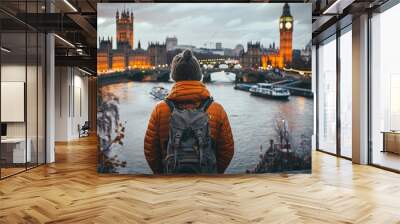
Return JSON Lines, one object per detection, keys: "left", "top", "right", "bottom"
{"left": 199, "top": 97, "right": 214, "bottom": 112}
{"left": 164, "top": 99, "right": 175, "bottom": 112}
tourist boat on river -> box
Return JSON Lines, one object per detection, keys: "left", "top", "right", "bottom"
{"left": 150, "top": 86, "right": 169, "bottom": 100}
{"left": 249, "top": 83, "right": 290, "bottom": 100}
{"left": 234, "top": 83, "right": 255, "bottom": 91}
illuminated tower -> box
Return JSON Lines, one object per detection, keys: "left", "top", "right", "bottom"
{"left": 279, "top": 3, "right": 293, "bottom": 65}
{"left": 116, "top": 9, "right": 134, "bottom": 49}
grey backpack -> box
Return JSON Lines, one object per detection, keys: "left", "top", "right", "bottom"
{"left": 163, "top": 98, "right": 217, "bottom": 174}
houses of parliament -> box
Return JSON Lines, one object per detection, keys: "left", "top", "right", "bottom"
{"left": 97, "top": 9, "right": 167, "bottom": 74}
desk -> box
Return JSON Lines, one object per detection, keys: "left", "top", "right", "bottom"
{"left": 1, "top": 138, "right": 31, "bottom": 163}
{"left": 382, "top": 131, "right": 400, "bottom": 154}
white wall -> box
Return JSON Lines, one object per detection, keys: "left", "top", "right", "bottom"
{"left": 55, "top": 66, "right": 69, "bottom": 141}
{"left": 72, "top": 73, "right": 89, "bottom": 137}
{"left": 54, "top": 67, "right": 89, "bottom": 141}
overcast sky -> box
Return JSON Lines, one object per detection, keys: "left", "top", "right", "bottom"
{"left": 97, "top": 3, "right": 311, "bottom": 50}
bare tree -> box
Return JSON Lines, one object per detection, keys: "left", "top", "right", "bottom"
{"left": 97, "top": 92, "right": 127, "bottom": 173}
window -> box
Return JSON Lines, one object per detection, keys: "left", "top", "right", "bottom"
{"left": 370, "top": 3, "right": 400, "bottom": 171}
{"left": 317, "top": 36, "right": 337, "bottom": 154}
{"left": 340, "top": 28, "right": 352, "bottom": 158}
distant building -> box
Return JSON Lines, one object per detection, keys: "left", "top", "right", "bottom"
{"left": 262, "top": 44, "right": 284, "bottom": 69}
{"left": 241, "top": 41, "right": 285, "bottom": 69}
{"left": 292, "top": 49, "right": 301, "bottom": 61}
{"left": 148, "top": 42, "right": 167, "bottom": 67}
{"left": 223, "top": 48, "right": 236, "bottom": 57}
{"left": 210, "top": 49, "right": 224, "bottom": 56}
{"left": 216, "top": 42, "right": 222, "bottom": 50}
{"left": 301, "top": 42, "right": 312, "bottom": 63}
{"left": 240, "top": 42, "right": 262, "bottom": 68}
{"left": 234, "top": 44, "right": 244, "bottom": 57}
{"left": 112, "top": 51, "right": 126, "bottom": 72}
{"left": 97, "top": 37, "right": 113, "bottom": 73}
{"left": 166, "top": 36, "right": 178, "bottom": 51}
{"left": 128, "top": 41, "right": 151, "bottom": 69}
{"left": 99, "top": 36, "right": 112, "bottom": 51}
{"left": 174, "top": 44, "right": 196, "bottom": 50}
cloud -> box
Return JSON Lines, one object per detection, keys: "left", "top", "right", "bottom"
{"left": 226, "top": 18, "right": 242, "bottom": 27}
{"left": 98, "top": 17, "right": 106, "bottom": 25}
{"left": 136, "top": 22, "right": 153, "bottom": 30}
{"left": 167, "top": 16, "right": 214, "bottom": 28}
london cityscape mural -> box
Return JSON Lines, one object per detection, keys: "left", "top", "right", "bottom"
{"left": 97, "top": 3, "right": 313, "bottom": 174}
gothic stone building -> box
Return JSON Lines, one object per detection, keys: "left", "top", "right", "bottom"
{"left": 240, "top": 3, "right": 293, "bottom": 70}
{"left": 97, "top": 10, "right": 167, "bottom": 74}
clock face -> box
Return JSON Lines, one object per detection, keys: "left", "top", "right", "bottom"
{"left": 285, "top": 22, "right": 292, "bottom": 30}
{"left": 280, "top": 22, "right": 283, "bottom": 29}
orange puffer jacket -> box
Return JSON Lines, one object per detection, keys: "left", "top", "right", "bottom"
{"left": 144, "top": 80, "right": 234, "bottom": 174}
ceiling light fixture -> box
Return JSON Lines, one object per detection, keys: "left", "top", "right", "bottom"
{"left": 78, "top": 67, "right": 93, "bottom": 76}
{"left": 1, "top": 47, "right": 11, "bottom": 53}
{"left": 54, "top": 34, "right": 75, "bottom": 48}
{"left": 323, "top": 0, "right": 342, "bottom": 14}
{"left": 63, "top": 0, "right": 78, "bottom": 12}
{"left": 322, "top": 0, "right": 354, "bottom": 15}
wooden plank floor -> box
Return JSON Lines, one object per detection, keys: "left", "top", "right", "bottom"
{"left": 1, "top": 136, "right": 400, "bottom": 224}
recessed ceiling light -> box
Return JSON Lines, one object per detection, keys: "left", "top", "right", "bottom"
{"left": 1, "top": 47, "right": 11, "bottom": 53}
{"left": 63, "top": 0, "right": 78, "bottom": 12}
{"left": 54, "top": 34, "right": 75, "bottom": 48}
{"left": 78, "top": 67, "right": 93, "bottom": 76}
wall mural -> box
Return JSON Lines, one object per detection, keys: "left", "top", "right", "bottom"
{"left": 97, "top": 3, "right": 313, "bottom": 174}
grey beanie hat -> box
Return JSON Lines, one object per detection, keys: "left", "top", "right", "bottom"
{"left": 170, "top": 49, "right": 202, "bottom": 82}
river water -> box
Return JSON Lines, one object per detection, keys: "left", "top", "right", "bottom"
{"left": 99, "top": 72, "right": 314, "bottom": 174}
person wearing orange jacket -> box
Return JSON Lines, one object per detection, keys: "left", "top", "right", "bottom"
{"left": 144, "top": 49, "right": 234, "bottom": 174}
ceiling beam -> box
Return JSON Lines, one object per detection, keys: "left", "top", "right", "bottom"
{"left": 55, "top": 55, "right": 96, "bottom": 71}
{"left": 67, "top": 13, "right": 97, "bottom": 46}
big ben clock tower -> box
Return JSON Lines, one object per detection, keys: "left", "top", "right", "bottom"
{"left": 279, "top": 3, "right": 293, "bottom": 65}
